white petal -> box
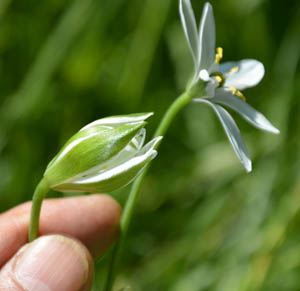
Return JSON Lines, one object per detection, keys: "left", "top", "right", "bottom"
{"left": 129, "top": 128, "right": 146, "bottom": 151}
{"left": 81, "top": 112, "right": 153, "bottom": 130}
{"left": 212, "top": 89, "right": 280, "bottom": 134}
{"left": 103, "top": 128, "right": 147, "bottom": 170}
{"left": 74, "top": 151, "right": 154, "bottom": 184}
{"left": 219, "top": 59, "right": 265, "bottom": 90}
{"left": 198, "top": 2, "right": 216, "bottom": 71}
{"left": 68, "top": 137, "right": 163, "bottom": 189}
{"left": 54, "top": 136, "right": 163, "bottom": 193}
{"left": 179, "top": 0, "right": 199, "bottom": 73}
{"left": 194, "top": 99, "right": 252, "bottom": 172}
{"left": 141, "top": 135, "right": 163, "bottom": 153}
{"left": 71, "top": 129, "right": 147, "bottom": 180}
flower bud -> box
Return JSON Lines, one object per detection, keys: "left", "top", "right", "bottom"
{"left": 44, "top": 113, "right": 162, "bottom": 193}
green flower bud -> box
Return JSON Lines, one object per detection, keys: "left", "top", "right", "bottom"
{"left": 44, "top": 113, "right": 162, "bottom": 193}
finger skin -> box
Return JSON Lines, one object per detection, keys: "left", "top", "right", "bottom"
{"left": 0, "top": 194, "right": 121, "bottom": 267}
{"left": 0, "top": 235, "right": 94, "bottom": 291}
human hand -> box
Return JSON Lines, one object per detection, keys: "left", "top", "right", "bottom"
{"left": 0, "top": 194, "right": 121, "bottom": 290}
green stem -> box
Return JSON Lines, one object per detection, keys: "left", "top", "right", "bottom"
{"left": 104, "top": 91, "right": 192, "bottom": 291}
{"left": 28, "top": 178, "right": 50, "bottom": 242}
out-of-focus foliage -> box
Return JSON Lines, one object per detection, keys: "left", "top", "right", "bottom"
{"left": 0, "top": 0, "right": 299, "bottom": 290}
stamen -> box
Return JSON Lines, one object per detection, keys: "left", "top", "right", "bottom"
{"left": 211, "top": 72, "right": 225, "bottom": 87}
{"left": 215, "top": 47, "right": 223, "bottom": 64}
{"left": 237, "top": 91, "right": 246, "bottom": 101}
{"left": 229, "top": 66, "right": 239, "bottom": 73}
{"left": 215, "top": 75, "right": 223, "bottom": 84}
{"left": 230, "top": 86, "right": 237, "bottom": 95}
{"left": 230, "top": 86, "right": 246, "bottom": 101}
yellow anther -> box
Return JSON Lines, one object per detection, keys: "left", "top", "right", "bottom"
{"left": 229, "top": 66, "right": 239, "bottom": 73}
{"left": 215, "top": 47, "right": 223, "bottom": 64}
{"left": 230, "top": 86, "right": 237, "bottom": 95}
{"left": 215, "top": 75, "right": 223, "bottom": 84}
{"left": 237, "top": 91, "right": 246, "bottom": 101}
{"left": 211, "top": 72, "right": 225, "bottom": 87}
{"left": 230, "top": 86, "right": 246, "bottom": 101}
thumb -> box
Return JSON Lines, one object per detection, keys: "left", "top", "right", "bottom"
{"left": 0, "top": 235, "right": 94, "bottom": 291}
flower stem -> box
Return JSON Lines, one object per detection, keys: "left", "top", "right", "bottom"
{"left": 28, "top": 178, "right": 50, "bottom": 242}
{"left": 104, "top": 91, "right": 192, "bottom": 291}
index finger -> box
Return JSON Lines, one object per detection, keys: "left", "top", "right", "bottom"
{"left": 0, "top": 194, "right": 121, "bottom": 267}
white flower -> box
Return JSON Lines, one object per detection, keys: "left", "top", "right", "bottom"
{"left": 44, "top": 113, "right": 162, "bottom": 193}
{"left": 179, "top": 0, "right": 279, "bottom": 172}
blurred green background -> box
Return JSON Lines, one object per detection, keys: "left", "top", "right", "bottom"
{"left": 0, "top": 0, "right": 299, "bottom": 290}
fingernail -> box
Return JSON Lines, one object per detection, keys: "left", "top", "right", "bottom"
{"left": 13, "top": 235, "right": 90, "bottom": 291}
